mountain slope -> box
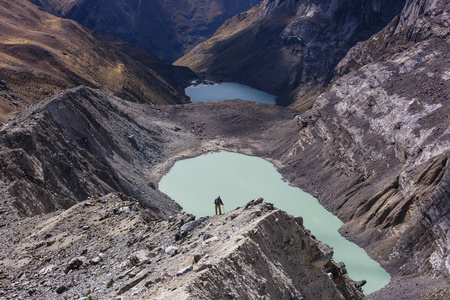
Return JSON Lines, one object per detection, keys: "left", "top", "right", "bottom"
{"left": 176, "top": 0, "right": 405, "bottom": 107}
{"left": 0, "top": 0, "right": 193, "bottom": 122}
{"left": 0, "top": 86, "right": 185, "bottom": 218}
{"left": 29, "top": 0, "right": 263, "bottom": 62}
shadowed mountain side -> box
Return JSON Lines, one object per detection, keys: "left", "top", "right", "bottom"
{"left": 176, "top": 0, "right": 405, "bottom": 107}
{"left": 0, "top": 0, "right": 194, "bottom": 122}
{"left": 29, "top": 0, "right": 263, "bottom": 62}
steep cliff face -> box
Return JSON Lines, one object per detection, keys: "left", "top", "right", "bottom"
{"left": 0, "top": 0, "right": 193, "bottom": 120}
{"left": 30, "top": 0, "right": 262, "bottom": 62}
{"left": 176, "top": 0, "right": 405, "bottom": 107}
{"left": 336, "top": 0, "right": 449, "bottom": 75}
{"left": 277, "top": 1, "right": 450, "bottom": 279}
{"left": 395, "top": 0, "right": 447, "bottom": 33}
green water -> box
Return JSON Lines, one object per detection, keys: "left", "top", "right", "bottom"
{"left": 185, "top": 82, "right": 277, "bottom": 104}
{"left": 159, "top": 151, "right": 391, "bottom": 294}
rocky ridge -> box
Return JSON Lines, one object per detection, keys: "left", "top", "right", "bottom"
{"left": 0, "top": 194, "right": 366, "bottom": 299}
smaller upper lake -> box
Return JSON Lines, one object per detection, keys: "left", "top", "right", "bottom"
{"left": 185, "top": 82, "right": 277, "bottom": 104}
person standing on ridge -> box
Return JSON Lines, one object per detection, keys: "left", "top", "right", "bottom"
{"left": 214, "top": 196, "right": 224, "bottom": 215}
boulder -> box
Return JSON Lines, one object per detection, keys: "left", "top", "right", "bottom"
{"left": 203, "top": 233, "right": 214, "bottom": 241}
{"left": 202, "top": 236, "right": 219, "bottom": 247}
{"left": 193, "top": 254, "right": 202, "bottom": 264}
{"left": 165, "top": 246, "right": 179, "bottom": 256}
{"left": 129, "top": 249, "right": 152, "bottom": 266}
{"left": 55, "top": 285, "right": 67, "bottom": 294}
{"left": 176, "top": 265, "right": 193, "bottom": 277}
{"left": 194, "top": 259, "right": 212, "bottom": 272}
{"left": 355, "top": 280, "right": 367, "bottom": 288}
{"left": 90, "top": 256, "right": 102, "bottom": 265}
{"left": 175, "top": 217, "right": 206, "bottom": 240}
{"left": 64, "top": 257, "right": 85, "bottom": 274}
{"left": 294, "top": 216, "right": 303, "bottom": 226}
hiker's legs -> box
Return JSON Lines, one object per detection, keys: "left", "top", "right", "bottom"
{"left": 215, "top": 205, "right": 219, "bottom": 215}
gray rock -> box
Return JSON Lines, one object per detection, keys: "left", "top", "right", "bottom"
{"left": 97, "top": 212, "right": 108, "bottom": 221}
{"left": 176, "top": 217, "right": 206, "bottom": 240}
{"left": 202, "top": 236, "right": 219, "bottom": 246}
{"left": 165, "top": 246, "right": 179, "bottom": 256}
{"left": 355, "top": 280, "right": 367, "bottom": 288}
{"left": 203, "top": 233, "right": 214, "bottom": 241}
{"left": 176, "top": 265, "right": 193, "bottom": 277}
{"left": 90, "top": 256, "right": 102, "bottom": 265}
{"left": 263, "top": 203, "right": 275, "bottom": 211}
{"left": 56, "top": 285, "right": 67, "bottom": 294}
{"left": 254, "top": 197, "right": 264, "bottom": 205}
{"left": 64, "top": 257, "right": 84, "bottom": 274}
{"left": 118, "top": 271, "right": 150, "bottom": 294}
{"left": 39, "top": 265, "right": 55, "bottom": 275}
{"left": 194, "top": 259, "right": 212, "bottom": 272}
{"left": 129, "top": 249, "right": 152, "bottom": 266}
{"left": 294, "top": 216, "right": 303, "bottom": 226}
{"left": 336, "top": 262, "right": 347, "bottom": 275}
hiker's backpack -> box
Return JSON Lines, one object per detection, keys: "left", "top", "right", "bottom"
{"left": 214, "top": 197, "right": 221, "bottom": 205}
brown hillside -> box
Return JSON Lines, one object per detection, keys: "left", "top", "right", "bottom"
{"left": 0, "top": 0, "right": 194, "bottom": 122}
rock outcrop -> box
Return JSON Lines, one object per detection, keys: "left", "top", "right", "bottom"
{"left": 176, "top": 0, "right": 405, "bottom": 107}
{"left": 0, "top": 194, "right": 366, "bottom": 299}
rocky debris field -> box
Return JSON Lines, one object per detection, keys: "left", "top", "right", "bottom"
{"left": 0, "top": 194, "right": 365, "bottom": 299}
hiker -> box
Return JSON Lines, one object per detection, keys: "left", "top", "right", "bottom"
{"left": 214, "top": 196, "right": 224, "bottom": 215}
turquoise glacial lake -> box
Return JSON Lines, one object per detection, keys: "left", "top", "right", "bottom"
{"left": 159, "top": 151, "right": 390, "bottom": 294}
{"left": 185, "top": 82, "right": 277, "bottom": 104}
